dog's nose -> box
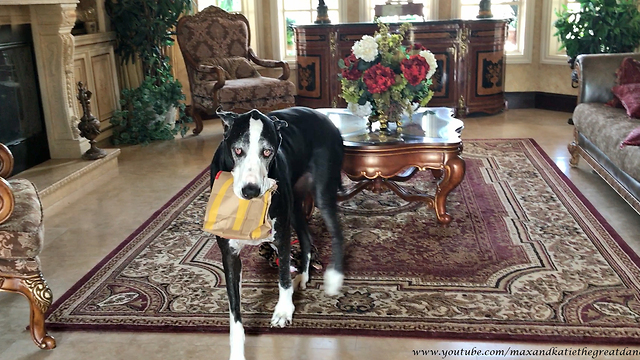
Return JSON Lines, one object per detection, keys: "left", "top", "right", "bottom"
{"left": 241, "top": 184, "right": 261, "bottom": 199}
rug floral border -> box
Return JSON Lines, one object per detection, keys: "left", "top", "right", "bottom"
{"left": 45, "top": 139, "right": 640, "bottom": 344}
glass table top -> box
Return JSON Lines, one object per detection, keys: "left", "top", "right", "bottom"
{"left": 316, "top": 107, "right": 464, "bottom": 146}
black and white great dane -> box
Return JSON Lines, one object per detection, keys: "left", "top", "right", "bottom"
{"left": 210, "top": 106, "right": 345, "bottom": 360}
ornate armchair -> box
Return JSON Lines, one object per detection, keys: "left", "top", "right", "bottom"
{"left": 176, "top": 6, "right": 296, "bottom": 135}
{"left": 0, "top": 143, "right": 55, "bottom": 349}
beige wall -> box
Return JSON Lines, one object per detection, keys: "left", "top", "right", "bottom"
{"left": 504, "top": 0, "right": 576, "bottom": 95}
{"left": 173, "top": 0, "right": 578, "bottom": 106}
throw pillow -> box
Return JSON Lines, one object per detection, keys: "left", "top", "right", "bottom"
{"left": 612, "top": 83, "right": 640, "bottom": 118}
{"left": 607, "top": 57, "right": 640, "bottom": 108}
{"left": 621, "top": 126, "right": 640, "bottom": 148}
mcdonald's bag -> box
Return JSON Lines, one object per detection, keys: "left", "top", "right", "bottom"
{"left": 203, "top": 171, "right": 277, "bottom": 240}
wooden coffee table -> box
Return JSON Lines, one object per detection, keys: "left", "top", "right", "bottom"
{"left": 317, "top": 107, "right": 465, "bottom": 224}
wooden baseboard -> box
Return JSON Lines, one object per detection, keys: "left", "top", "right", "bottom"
{"left": 505, "top": 92, "right": 577, "bottom": 113}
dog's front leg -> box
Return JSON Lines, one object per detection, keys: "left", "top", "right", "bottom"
{"left": 270, "top": 220, "right": 295, "bottom": 327}
{"left": 217, "top": 237, "right": 245, "bottom": 360}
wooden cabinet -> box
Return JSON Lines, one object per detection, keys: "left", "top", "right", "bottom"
{"left": 74, "top": 32, "right": 120, "bottom": 142}
{"left": 293, "top": 20, "right": 508, "bottom": 117}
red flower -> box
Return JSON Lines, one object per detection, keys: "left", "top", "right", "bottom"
{"left": 344, "top": 53, "right": 358, "bottom": 67}
{"left": 406, "top": 43, "right": 426, "bottom": 52}
{"left": 341, "top": 53, "right": 362, "bottom": 80}
{"left": 401, "top": 54, "right": 429, "bottom": 86}
{"left": 341, "top": 54, "right": 361, "bottom": 80}
{"left": 363, "top": 64, "right": 396, "bottom": 93}
{"left": 342, "top": 66, "right": 362, "bottom": 80}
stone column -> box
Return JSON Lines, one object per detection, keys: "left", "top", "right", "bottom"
{"left": 30, "top": 3, "right": 86, "bottom": 159}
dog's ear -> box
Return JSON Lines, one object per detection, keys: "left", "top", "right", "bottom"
{"left": 216, "top": 106, "right": 238, "bottom": 129}
{"left": 270, "top": 116, "right": 288, "bottom": 131}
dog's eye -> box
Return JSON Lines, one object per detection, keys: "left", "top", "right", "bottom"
{"left": 262, "top": 149, "right": 272, "bottom": 157}
{"left": 234, "top": 148, "right": 243, "bottom": 156}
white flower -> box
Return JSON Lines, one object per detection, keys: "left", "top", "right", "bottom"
{"left": 374, "top": 33, "right": 389, "bottom": 42}
{"left": 352, "top": 35, "right": 378, "bottom": 62}
{"left": 419, "top": 50, "right": 438, "bottom": 79}
{"left": 348, "top": 101, "right": 373, "bottom": 118}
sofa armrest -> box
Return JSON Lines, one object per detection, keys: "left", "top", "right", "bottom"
{"left": 576, "top": 52, "right": 640, "bottom": 104}
{"left": 0, "top": 143, "right": 15, "bottom": 224}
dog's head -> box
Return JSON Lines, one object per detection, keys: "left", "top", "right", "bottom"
{"left": 217, "top": 108, "right": 288, "bottom": 200}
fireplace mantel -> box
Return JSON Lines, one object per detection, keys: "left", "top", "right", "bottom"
{"left": 1, "top": 0, "right": 88, "bottom": 159}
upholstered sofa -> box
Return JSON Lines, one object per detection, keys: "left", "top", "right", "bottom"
{"left": 568, "top": 53, "right": 640, "bottom": 214}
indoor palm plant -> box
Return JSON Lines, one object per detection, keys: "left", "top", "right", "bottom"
{"left": 554, "top": 0, "right": 640, "bottom": 84}
{"left": 106, "top": 0, "right": 194, "bottom": 145}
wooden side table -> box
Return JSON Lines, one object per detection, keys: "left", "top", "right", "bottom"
{"left": 318, "top": 107, "right": 465, "bottom": 224}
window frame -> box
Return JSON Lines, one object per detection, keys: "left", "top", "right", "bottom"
{"left": 452, "top": 0, "right": 534, "bottom": 64}
{"left": 541, "top": 0, "right": 576, "bottom": 65}
{"left": 274, "top": 0, "right": 348, "bottom": 62}
{"left": 361, "top": 0, "right": 439, "bottom": 22}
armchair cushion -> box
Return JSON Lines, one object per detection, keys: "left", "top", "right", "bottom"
{"left": 0, "top": 257, "right": 41, "bottom": 276}
{"left": 193, "top": 76, "right": 295, "bottom": 105}
{"left": 197, "top": 57, "right": 258, "bottom": 82}
{"left": 0, "top": 179, "right": 44, "bottom": 260}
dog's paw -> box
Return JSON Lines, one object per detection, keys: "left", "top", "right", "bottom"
{"left": 270, "top": 300, "right": 295, "bottom": 327}
{"left": 323, "top": 268, "right": 344, "bottom": 296}
{"left": 293, "top": 272, "right": 309, "bottom": 291}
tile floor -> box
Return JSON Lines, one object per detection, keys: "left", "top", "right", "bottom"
{"left": 1, "top": 109, "right": 639, "bottom": 360}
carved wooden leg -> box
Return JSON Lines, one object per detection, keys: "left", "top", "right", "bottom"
{"left": 430, "top": 169, "right": 444, "bottom": 180}
{"left": 568, "top": 128, "right": 580, "bottom": 167}
{"left": 568, "top": 142, "right": 580, "bottom": 167}
{"left": 0, "top": 274, "right": 56, "bottom": 349}
{"left": 191, "top": 104, "right": 204, "bottom": 135}
{"left": 435, "top": 155, "right": 465, "bottom": 225}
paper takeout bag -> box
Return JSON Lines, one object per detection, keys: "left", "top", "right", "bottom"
{"left": 203, "top": 171, "right": 276, "bottom": 240}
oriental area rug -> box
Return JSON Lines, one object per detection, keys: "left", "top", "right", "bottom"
{"left": 46, "top": 139, "right": 640, "bottom": 344}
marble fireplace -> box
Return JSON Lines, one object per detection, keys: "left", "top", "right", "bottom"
{"left": 1, "top": 0, "right": 87, "bottom": 159}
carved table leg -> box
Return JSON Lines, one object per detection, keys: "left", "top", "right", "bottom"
{"left": 431, "top": 169, "right": 444, "bottom": 180}
{"left": 0, "top": 274, "right": 56, "bottom": 349}
{"left": 435, "top": 155, "right": 465, "bottom": 225}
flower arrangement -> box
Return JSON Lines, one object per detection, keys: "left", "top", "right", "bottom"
{"left": 339, "top": 22, "right": 437, "bottom": 131}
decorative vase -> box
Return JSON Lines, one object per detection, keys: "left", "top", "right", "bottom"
{"left": 367, "top": 111, "right": 403, "bottom": 133}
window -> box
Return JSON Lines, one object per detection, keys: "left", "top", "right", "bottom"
{"left": 277, "top": 0, "right": 341, "bottom": 59}
{"left": 364, "top": 1, "right": 438, "bottom": 22}
{"left": 271, "top": 0, "right": 346, "bottom": 60}
{"left": 453, "top": 0, "right": 533, "bottom": 64}
{"left": 541, "top": 0, "right": 579, "bottom": 64}
{"left": 198, "top": 0, "right": 243, "bottom": 12}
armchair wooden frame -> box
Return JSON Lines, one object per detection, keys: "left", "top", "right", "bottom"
{"left": 176, "top": 6, "right": 292, "bottom": 135}
{"left": 0, "top": 143, "right": 56, "bottom": 350}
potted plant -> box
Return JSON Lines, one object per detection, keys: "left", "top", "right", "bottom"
{"left": 554, "top": 0, "right": 640, "bottom": 86}
{"left": 339, "top": 22, "right": 437, "bottom": 132}
{"left": 106, "top": 0, "right": 194, "bottom": 145}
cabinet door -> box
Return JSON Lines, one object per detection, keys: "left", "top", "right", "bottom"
{"left": 91, "top": 52, "right": 118, "bottom": 124}
{"left": 75, "top": 36, "right": 121, "bottom": 142}
{"left": 463, "top": 21, "right": 508, "bottom": 116}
